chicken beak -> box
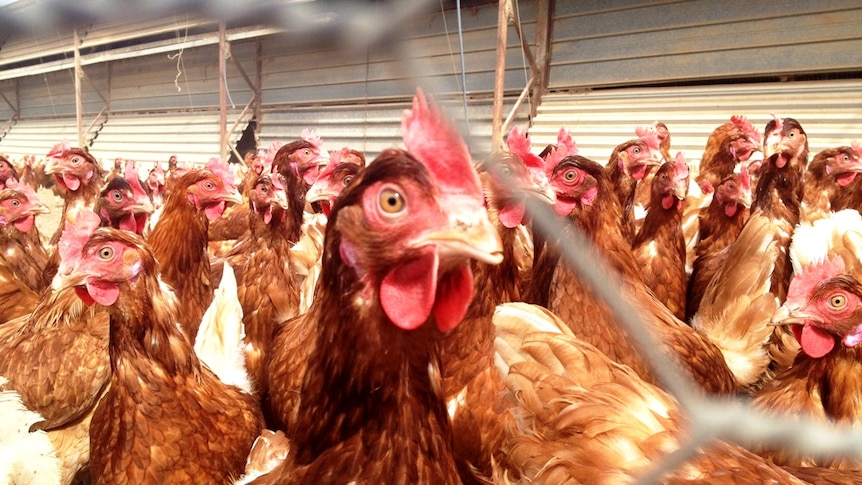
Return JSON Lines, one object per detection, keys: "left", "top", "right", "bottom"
{"left": 224, "top": 188, "right": 243, "bottom": 206}
{"left": 739, "top": 191, "right": 753, "bottom": 209}
{"left": 29, "top": 203, "right": 51, "bottom": 215}
{"left": 673, "top": 184, "right": 687, "bottom": 201}
{"left": 306, "top": 186, "right": 338, "bottom": 205}
{"left": 415, "top": 211, "right": 504, "bottom": 266}
{"left": 527, "top": 182, "right": 557, "bottom": 205}
{"left": 769, "top": 305, "right": 815, "bottom": 326}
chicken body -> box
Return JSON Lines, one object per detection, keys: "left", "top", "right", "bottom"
{"left": 755, "top": 270, "right": 862, "bottom": 469}
{"left": 685, "top": 169, "right": 752, "bottom": 321}
{"left": 441, "top": 145, "right": 554, "bottom": 484}
{"left": 146, "top": 161, "right": 242, "bottom": 341}
{"left": 259, "top": 91, "right": 502, "bottom": 484}
{"left": 62, "top": 227, "right": 263, "bottom": 484}
{"left": 631, "top": 155, "right": 690, "bottom": 320}
{"left": 492, "top": 302, "right": 807, "bottom": 485}
{"left": 219, "top": 170, "right": 304, "bottom": 395}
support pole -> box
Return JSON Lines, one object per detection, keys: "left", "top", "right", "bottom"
{"left": 218, "top": 22, "right": 228, "bottom": 161}
{"left": 74, "top": 27, "right": 84, "bottom": 147}
{"left": 491, "top": 0, "right": 510, "bottom": 151}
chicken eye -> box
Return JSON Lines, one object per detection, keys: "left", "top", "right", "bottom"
{"left": 829, "top": 294, "right": 847, "bottom": 309}
{"left": 111, "top": 190, "right": 123, "bottom": 202}
{"left": 10, "top": 199, "right": 19, "bottom": 207}
{"left": 726, "top": 182, "right": 736, "bottom": 191}
{"left": 303, "top": 149, "right": 312, "bottom": 157}
{"left": 497, "top": 165, "right": 513, "bottom": 178}
{"left": 563, "top": 169, "right": 578, "bottom": 182}
{"left": 70, "top": 156, "right": 82, "bottom": 165}
{"left": 379, "top": 188, "right": 405, "bottom": 214}
{"left": 258, "top": 184, "right": 269, "bottom": 194}
{"left": 342, "top": 176, "right": 353, "bottom": 186}
{"left": 203, "top": 181, "right": 216, "bottom": 191}
{"left": 842, "top": 154, "right": 850, "bottom": 163}
{"left": 632, "top": 146, "right": 641, "bottom": 155}
{"left": 98, "top": 246, "right": 114, "bottom": 260}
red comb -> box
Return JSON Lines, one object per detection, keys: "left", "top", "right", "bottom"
{"left": 731, "top": 115, "right": 761, "bottom": 144}
{"left": 787, "top": 256, "right": 846, "bottom": 306}
{"left": 318, "top": 147, "right": 349, "bottom": 180}
{"left": 124, "top": 161, "right": 148, "bottom": 200}
{"left": 556, "top": 126, "right": 578, "bottom": 158}
{"left": 636, "top": 127, "right": 661, "bottom": 151}
{"left": 300, "top": 129, "right": 323, "bottom": 150}
{"left": 264, "top": 141, "right": 284, "bottom": 167}
{"left": 401, "top": 88, "right": 482, "bottom": 198}
{"left": 206, "top": 158, "right": 237, "bottom": 188}
{"left": 5, "top": 179, "right": 41, "bottom": 207}
{"left": 57, "top": 210, "right": 102, "bottom": 273}
{"left": 673, "top": 152, "right": 689, "bottom": 180}
{"left": 506, "top": 127, "right": 544, "bottom": 170}
{"left": 770, "top": 113, "right": 784, "bottom": 131}
{"left": 47, "top": 140, "right": 71, "bottom": 159}
{"left": 851, "top": 140, "right": 862, "bottom": 159}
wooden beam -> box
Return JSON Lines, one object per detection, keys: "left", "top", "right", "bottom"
{"left": 491, "top": 0, "right": 511, "bottom": 151}
{"left": 531, "top": 0, "right": 554, "bottom": 118}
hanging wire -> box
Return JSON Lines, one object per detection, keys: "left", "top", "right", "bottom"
{"left": 439, "top": 0, "right": 471, "bottom": 135}
{"left": 455, "top": 0, "right": 470, "bottom": 134}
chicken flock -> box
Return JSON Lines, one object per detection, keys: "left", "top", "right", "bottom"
{"left": 0, "top": 88, "right": 862, "bottom": 484}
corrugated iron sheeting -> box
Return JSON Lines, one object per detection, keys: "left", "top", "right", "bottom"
{"left": 549, "top": 0, "right": 862, "bottom": 89}
{"left": 528, "top": 80, "right": 862, "bottom": 164}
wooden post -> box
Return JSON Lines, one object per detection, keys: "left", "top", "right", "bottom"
{"left": 491, "top": 0, "right": 510, "bottom": 151}
{"left": 218, "top": 22, "right": 228, "bottom": 162}
{"left": 531, "top": 0, "right": 553, "bottom": 119}
{"left": 73, "top": 27, "right": 84, "bottom": 147}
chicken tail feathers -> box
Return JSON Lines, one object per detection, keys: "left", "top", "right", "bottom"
{"left": 194, "top": 262, "right": 253, "bottom": 394}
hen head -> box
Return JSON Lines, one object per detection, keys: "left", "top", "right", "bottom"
{"left": 0, "top": 156, "right": 19, "bottom": 189}
{"left": 147, "top": 162, "right": 166, "bottom": 194}
{"left": 712, "top": 166, "right": 752, "bottom": 218}
{"left": 328, "top": 149, "right": 502, "bottom": 333}
{"left": 272, "top": 139, "right": 323, "bottom": 187}
{"left": 763, "top": 116, "right": 808, "bottom": 170}
{"left": 773, "top": 256, "right": 862, "bottom": 358}
{"left": 812, "top": 144, "right": 862, "bottom": 188}
{"left": 44, "top": 143, "right": 100, "bottom": 191}
{"left": 0, "top": 180, "right": 49, "bottom": 232}
{"left": 650, "top": 153, "right": 689, "bottom": 211}
{"left": 610, "top": 135, "right": 661, "bottom": 181}
{"left": 249, "top": 172, "right": 289, "bottom": 225}
{"left": 547, "top": 155, "right": 604, "bottom": 217}
{"left": 726, "top": 115, "right": 761, "bottom": 163}
{"left": 306, "top": 160, "right": 361, "bottom": 218}
{"left": 477, "top": 149, "right": 555, "bottom": 229}
{"left": 179, "top": 159, "right": 242, "bottom": 221}
{"left": 96, "top": 170, "right": 154, "bottom": 235}
{"left": 65, "top": 226, "right": 156, "bottom": 309}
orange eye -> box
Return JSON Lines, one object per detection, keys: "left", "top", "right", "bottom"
{"left": 98, "top": 246, "right": 114, "bottom": 260}
{"left": 563, "top": 169, "right": 578, "bottom": 182}
{"left": 829, "top": 294, "right": 847, "bottom": 309}
{"left": 379, "top": 188, "right": 405, "bottom": 214}
{"left": 203, "top": 181, "right": 215, "bottom": 191}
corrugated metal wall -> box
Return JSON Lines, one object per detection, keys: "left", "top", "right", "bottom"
{"left": 547, "top": 0, "right": 862, "bottom": 89}
{"left": 529, "top": 80, "right": 862, "bottom": 165}
{"left": 0, "top": 1, "right": 535, "bottom": 166}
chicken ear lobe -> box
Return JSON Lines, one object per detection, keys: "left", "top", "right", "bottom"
{"left": 380, "top": 248, "right": 438, "bottom": 331}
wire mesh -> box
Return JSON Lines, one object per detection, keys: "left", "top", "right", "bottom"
{"left": 2, "top": 1, "right": 862, "bottom": 483}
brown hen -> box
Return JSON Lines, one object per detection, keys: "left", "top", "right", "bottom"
{"left": 146, "top": 158, "right": 242, "bottom": 341}
{"left": 59, "top": 224, "right": 263, "bottom": 485}
{"left": 257, "top": 89, "right": 502, "bottom": 484}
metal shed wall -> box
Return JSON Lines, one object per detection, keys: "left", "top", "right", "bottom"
{"left": 529, "top": 80, "right": 862, "bottom": 165}
{"left": 547, "top": 0, "right": 862, "bottom": 89}
{"left": 0, "top": 1, "right": 536, "bottom": 164}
